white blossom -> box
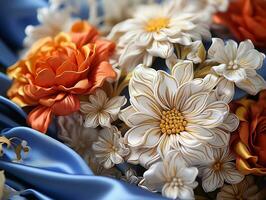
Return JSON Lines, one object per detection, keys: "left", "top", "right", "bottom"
{"left": 92, "top": 126, "right": 130, "bottom": 169}
{"left": 108, "top": 0, "right": 211, "bottom": 72}
{"left": 120, "top": 61, "right": 238, "bottom": 168}
{"left": 208, "top": 38, "right": 266, "bottom": 95}
{"left": 142, "top": 152, "right": 198, "bottom": 200}
{"left": 80, "top": 89, "right": 127, "bottom": 128}
{"left": 196, "top": 147, "right": 244, "bottom": 192}
{"left": 23, "top": 0, "right": 76, "bottom": 47}
{"left": 57, "top": 112, "right": 98, "bottom": 165}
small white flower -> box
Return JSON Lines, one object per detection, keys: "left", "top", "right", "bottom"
{"left": 120, "top": 61, "right": 238, "bottom": 168}
{"left": 142, "top": 152, "right": 198, "bottom": 200}
{"left": 208, "top": 38, "right": 266, "bottom": 95}
{"left": 92, "top": 126, "right": 130, "bottom": 169}
{"left": 197, "top": 147, "right": 244, "bottom": 192}
{"left": 108, "top": 0, "right": 211, "bottom": 72}
{"left": 217, "top": 176, "right": 263, "bottom": 200}
{"left": 57, "top": 112, "right": 98, "bottom": 162}
{"left": 23, "top": 0, "right": 76, "bottom": 47}
{"left": 80, "top": 89, "right": 127, "bottom": 128}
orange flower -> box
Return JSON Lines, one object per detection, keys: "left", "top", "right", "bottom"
{"left": 7, "top": 21, "right": 116, "bottom": 133}
{"left": 214, "top": 0, "right": 266, "bottom": 47}
{"left": 230, "top": 90, "right": 266, "bottom": 175}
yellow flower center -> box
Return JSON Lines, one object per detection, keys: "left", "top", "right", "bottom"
{"left": 145, "top": 17, "right": 170, "bottom": 32}
{"left": 213, "top": 162, "right": 222, "bottom": 171}
{"left": 160, "top": 108, "right": 187, "bottom": 135}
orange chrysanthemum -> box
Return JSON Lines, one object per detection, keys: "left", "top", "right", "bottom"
{"left": 7, "top": 21, "right": 116, "bottom": 133}
{"left": 214, "top": 0, "right": 266, "bottom": 47}
{"left": 230, "top": 90, "right": 266, "bottom": 175}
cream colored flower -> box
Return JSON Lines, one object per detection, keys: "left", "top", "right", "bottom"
{"left": 80, "top": 89, "right": 127, "bottom": 128}
{"left": 217, "top": 176, "right": 265, "bottom": 200}
{"left": 88, "top": 0, "right": 158, "bottom": 35}
{"left": 208, "top": 38, "right": 266, "bottom": 95}
{"left": 196, "top": 146, "right": 244, "bottom": 192}
{"left": 108, "top": 0, "right": 211, "bottom": 72}
{"left": 92, "top": 126, "right": 130, "bottom": 169}
{"left": 142, "top": 152, "right": 198, "bottom": 200}
{"left": 57, "top": 112, "right": 98, "bottom": 165}
{"left": 23, "top": 0, "right": 75, "bottom": 47}
{"left": 120, "top": 61, "right": 238, "bottom": 168}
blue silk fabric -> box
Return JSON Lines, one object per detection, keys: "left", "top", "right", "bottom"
{"left": 0, "top": 1, "right": 266, "bottom": 200}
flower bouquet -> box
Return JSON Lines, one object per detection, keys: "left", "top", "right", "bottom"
{"left": 0, "top": 0, "right": 266, "bottom": 199}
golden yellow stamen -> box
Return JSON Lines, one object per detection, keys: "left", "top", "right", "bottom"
{"left": 160, "top": 108, "right": 187, "bottom": 135}
{"left": 145, "top": 17, "right": 170, "bottom": 32}
{"left": 212, "top": 162, "right": 222, "bottom": 171}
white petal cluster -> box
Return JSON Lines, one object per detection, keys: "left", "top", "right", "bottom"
{"left": 80, "top": 89, "right": 127, "bottom": 128}
{"left": 208, "top": 38, "right": 266, "bottom": 95}
{"left": 57, "top": 112, "right": 98, "bottom": 164}
{"left": 108, "top": 0, "right": 211, "bottom": 72}
{"left": 120, "top": 61, "right": 238, "bottom": 168}
{"left": 23, "top": 0, "right": 76, "bottom": 47}
{"left": 92, "top": 126, "right": 130, "bottom": 169}
{"left": 195, "top": 147, "right": 244, "bottom": 192}
{"left": 88, "top": 0, "right": 158, "bottom": 35}
{"left": 142, "top": 152, "right": 198, "bottom": 200}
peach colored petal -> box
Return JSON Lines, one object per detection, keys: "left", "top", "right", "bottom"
{"left": 34, "top": 68, "right": 56, "bottom": 87}
{"left": 51, "top": 94, "right": 80, "bottom": 116}
{"left": 27, "top": 106, "right": 53, "bottom": 133}
{"left": 71, "top": 20, "right": 99, "bottom": 48}
{"left": 88, "top": 61, "right": 116, "bottom": 93}
{"left": 39, "top": 93, "right": 66, "bottom": 107}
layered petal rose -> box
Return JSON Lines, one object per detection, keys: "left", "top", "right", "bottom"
{"left": 214, "top": 0, "right": 266, "bottom": 47}
{"left": 7, "top": 21, "right": 116, "bottom": 133}
{"left": 230, "top": 90, "right": 266, "bottom": 175}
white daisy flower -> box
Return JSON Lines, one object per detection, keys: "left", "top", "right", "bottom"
{"left": 217, "top": 176, "right": 264, "bottom": 200}
{"left": 88, "top": 0, "right": 159, "bottom": 35}
{"left": 208, "top": 38, "right": 266, "bottom": 95}
{"left": 57, "top": 112, "right": 98, "bottom": 163}
{"left": 197, "top": 146, "right": 244, "bottom": 192}
{"left": 120, "top": 61, "right": 238, "bottom": 168}
{"left": 142, "top": 152, "right": 198, "bottom": 200}
{"left": 92, "top": 126, "right": 130, "bottom": 169}
{"left": 108, "top": 0, "right": 211, "bottom": 72}
{"left": 80, "top": 89, "right": 127, "bottom": 128}
{"left": 23, "top": 0, "right": 76, "bottom": 47}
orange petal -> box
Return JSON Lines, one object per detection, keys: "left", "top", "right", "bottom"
{"left": 71, "top": 20, "right": 99, "bottom": 48}
{"left": 51, "top": 94, "right": 80, "bottom": 116}
{"left": 243, "top": 0, "right": 253, "bottom": 16}
{"left": 34, "top": 68, "right": 56, "bottom": 87}
{"left": 236, "top": 157, "right": 266, "bottom": 175}
{"left": 88, "top": 61, "right": 116, "bottom": 93}
{"left": 39, "top": 93, "right": 66, "bottom": 107}
{"left": 27, "top": 106, "right": 53, "bottom": 133}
